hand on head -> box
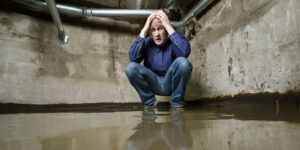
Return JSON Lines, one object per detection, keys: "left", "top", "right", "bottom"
{"left": 154, "top": 10, "right": 170, "bottom": 27}
{"left": 140, "top": 10, "right": 173, "bottom": 38}
{"left": 152, "top": 10, "right": 175, "bottom": 35}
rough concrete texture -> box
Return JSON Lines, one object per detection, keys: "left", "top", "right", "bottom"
{"left": 1, "top": 0, "right": 300, "bottom": 104}
{"left": 187, "top": 0, "right": 300, "bottom": 99}
{"left": 0, "top": 11, "right": 140, "bottom": 104}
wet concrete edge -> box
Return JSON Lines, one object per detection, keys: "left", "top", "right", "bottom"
{"left": 1, "top": 92, "right": 300, "bottom": 114}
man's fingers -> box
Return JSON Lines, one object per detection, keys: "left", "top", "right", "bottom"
{"left": 155, "top": 15, "right": 162, "bottom": 19}
{"left": 155, "top": 11, "right": 170, "bottom": 24}
{"left": 156, "top": 10, "right": 168, "bottom": 18}
{"left": 155, "top": 15, "right": 169, "bottom": 25}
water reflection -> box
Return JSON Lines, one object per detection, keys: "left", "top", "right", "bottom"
{"left": 127, "top": 108, "right": 193, "bottom": 150}
{"left": 1, "top": 99, "right": 300, "bottom": 150}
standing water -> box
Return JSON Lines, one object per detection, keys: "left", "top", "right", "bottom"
{"left": 0, "top": 98, "right": 300, "bottom": 150}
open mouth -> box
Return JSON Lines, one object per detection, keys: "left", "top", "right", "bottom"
{"left": 156, "top": 38, "right": 161, "bottom": 42}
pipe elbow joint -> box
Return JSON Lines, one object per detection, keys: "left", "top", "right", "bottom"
{"left": 58, "top": 31, "right": 69, "bottom": 44}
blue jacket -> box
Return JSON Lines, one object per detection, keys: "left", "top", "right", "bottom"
{"left": 129, "top": 31, "right": 191, "bottom": 76}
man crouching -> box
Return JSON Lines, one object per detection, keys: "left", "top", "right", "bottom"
{"left": 125, "top": 10, "right": 193, "bottom": 108}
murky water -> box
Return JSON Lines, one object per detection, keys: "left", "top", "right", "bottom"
{"left": 1, "top": 100, "right": 300, "bottom": 150}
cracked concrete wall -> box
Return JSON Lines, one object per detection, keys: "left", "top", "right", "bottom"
{"left": 187, "top": 0, "right": 300, "bottom": 99}
{"left": 1, "top": 0, "right": 300, "bottom": 104}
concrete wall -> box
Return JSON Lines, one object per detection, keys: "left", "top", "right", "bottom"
{"left": 0, "top": 11, "right": 139, "bottom": 104}
{"left": 1, "top": 0, "right": 300, "bottom": 104}
{"left": 187, "top": 0, "right": 300, "bottom": 99}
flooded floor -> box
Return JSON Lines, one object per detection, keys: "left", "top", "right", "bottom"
{"left": 1, "top": 99, "right": 300, "bottom": 150}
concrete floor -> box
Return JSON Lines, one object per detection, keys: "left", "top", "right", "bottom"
{"left": 1, "top": 99, "right": 300, "bottom": 150}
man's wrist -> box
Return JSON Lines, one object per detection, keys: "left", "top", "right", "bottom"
{"left": 164, "top": 24, "right": 175, "bottom": 35}
{"left": 139, "top": 29, "right": 147, "bottom": 38}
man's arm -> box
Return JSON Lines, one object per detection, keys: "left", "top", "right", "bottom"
{"left": 139, "top": 13, "right": 156, "bottom": 38}
{"left": 155, "top": 10, "right": 175, "bottom": 35}
{"left": 129, "top": 12, "right": 156, "bottom": 63}
{"left": 169, "top": 31, "right": 191, "bottom": 58}
{"left": 129, "top": 37, "right": 145, "bottom": 63}
{"left": 156, "top": 10, "right": 190, "bottom": 58}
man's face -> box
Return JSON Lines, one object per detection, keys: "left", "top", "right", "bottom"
{"left": 150, "top": 18, "right": 168, "bottom": 46}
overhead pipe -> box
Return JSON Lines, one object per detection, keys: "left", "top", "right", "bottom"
{"left": 46, "top": 0, "right": 69, "bottom": 44}
{"left": 14, "top": 0, "right": 215, "bottom": 43}
{"left": 86, "top": 9, "right": 157, "bottom": 18}
{"left": 15, "top": 0, "right": 215, "bottom": 26}
{"left": 15, "top": 0, "right": 157, "bottom": 18}
{"left": 171, "top": 0, "right": 215, "bottom": 27}
{"left": 35, "top": 1, "right": 157, "bottom": 18}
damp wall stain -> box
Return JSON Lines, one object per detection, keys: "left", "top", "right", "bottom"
{"left": 0, "top": 17, "right": 13, "bottom": 31}
{"left": 0, "top": 10, "right": 137, "bottom": 104}
{"left": 188, "top": 0, "right": 300, "bottom": 99}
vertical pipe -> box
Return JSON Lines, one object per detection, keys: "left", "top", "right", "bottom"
{"left": 46, "top": 0, "right": 69, "bottom": 44}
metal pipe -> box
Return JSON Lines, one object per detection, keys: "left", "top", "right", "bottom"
{"left": 32, "top": 1, "right": 156, "bottom": 18}
{"left": 51, "top": 0, "right": 215, "bottom": 27}
{"left": 45, "top": 0, "right": 69, "bottom": 44}
{"left": 54, "top": 5, "right": 156, "bottom": 18}
{"left": 171, "top": 0, "right": 215, "bottom": 27}
{"left": 15, "top": 0, "right": 214, "bottom": 27}
{"left": 14, "top": 0, "right": 215, "bottom": 45}
{"left": 87, "top": 9, "right": 157, "bottom": 18}
{"left": 165, "top": 0, "right": 176, "bottom": 8}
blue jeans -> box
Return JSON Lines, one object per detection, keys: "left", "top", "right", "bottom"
{"left": 125, "top": 57, "right": 193, "bottom": 107}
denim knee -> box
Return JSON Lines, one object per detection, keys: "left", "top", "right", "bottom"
{"left": 173, "top": 57, "right": 193, "bottom": 72}
{"left": 125, "top": 62, "right": 140, "bottom": 78}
